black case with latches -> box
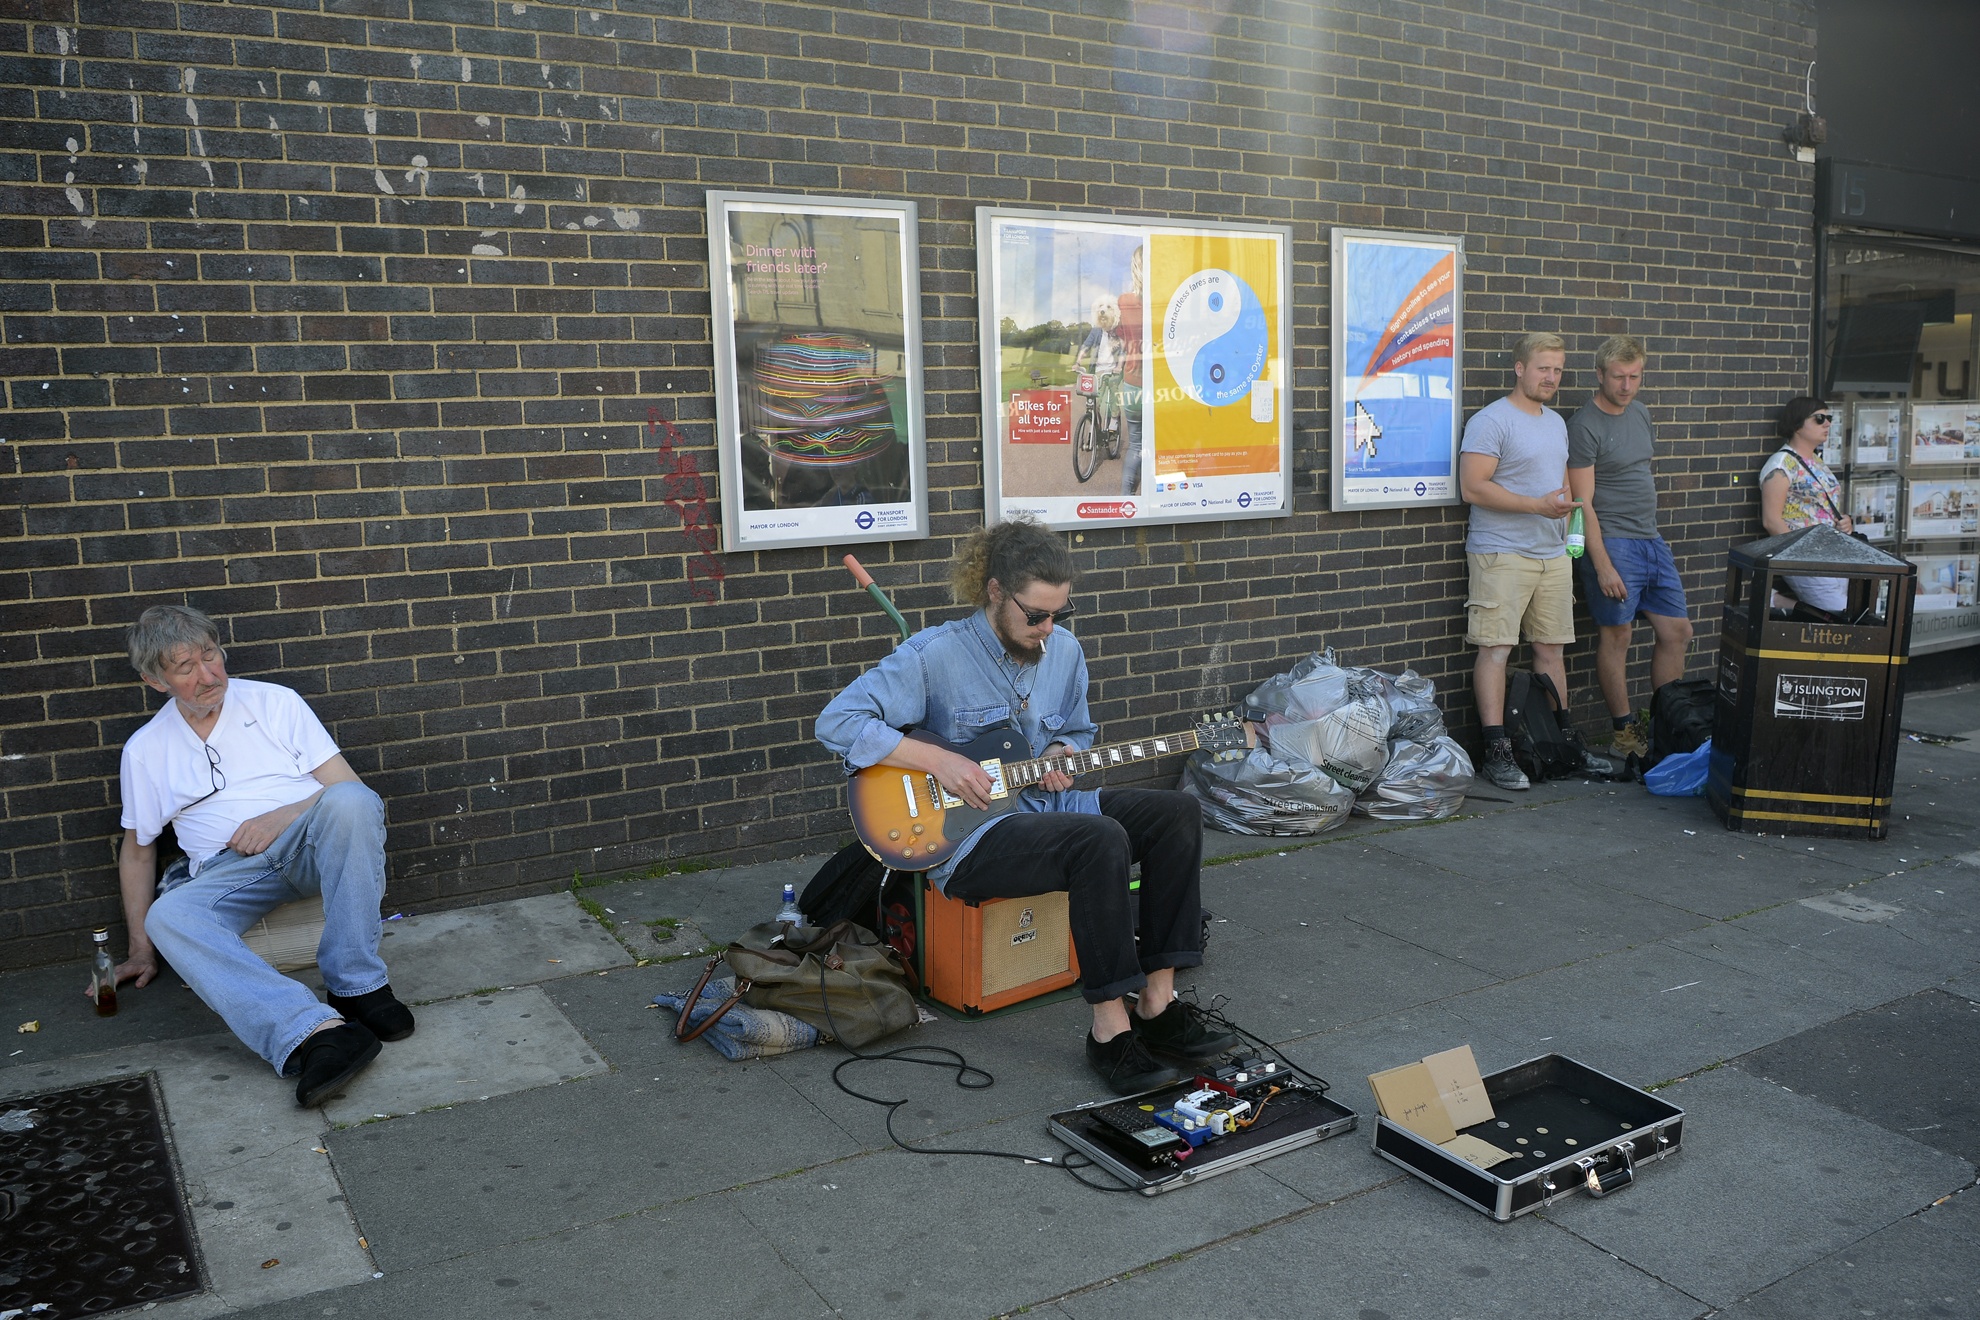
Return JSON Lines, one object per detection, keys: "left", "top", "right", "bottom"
{"left": 1371, "top": 1053, "right": 1685, "bottom": 1221}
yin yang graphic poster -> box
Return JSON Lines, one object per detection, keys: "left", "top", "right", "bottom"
{"left": 977, "top": 208, "right": 1292, "bottom": 531}
{"left": 1330, "top": 228, "right": 1466, "bottom": 512}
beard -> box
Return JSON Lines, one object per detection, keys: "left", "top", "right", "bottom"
{"left": 989, "top": 609, "right": 1046, "bottom": 665}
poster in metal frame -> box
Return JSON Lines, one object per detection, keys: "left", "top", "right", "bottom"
{"left": 977, "top": 207, "right": 1293, "bottom": 531}
{"left": 708, "top": 191, "right": 927, "bottom": 551}
{"left": 1330, "top": 228, "right": 1466, "bottom": 512}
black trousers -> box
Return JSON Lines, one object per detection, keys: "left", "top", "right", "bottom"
{"left": 942, "top": 787, "right": 1203, "bottom": 1004}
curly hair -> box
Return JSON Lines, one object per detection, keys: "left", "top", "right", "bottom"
{"left": 949, "top": 517, "right": 1078, "bottom": 607}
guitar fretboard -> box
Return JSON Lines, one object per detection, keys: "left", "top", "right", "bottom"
{"left": 1000, "top": 730, "right": 1206, "bottom": 788}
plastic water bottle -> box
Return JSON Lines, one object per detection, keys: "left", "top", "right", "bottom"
{"left": 1566, "top": 504, "right": 1586, "bottom": 558}
{"left": 775, "top": 883, "right": 804, "bottom": 926}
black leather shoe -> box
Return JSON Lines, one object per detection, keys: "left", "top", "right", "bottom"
{"left": 291, "top": 1022, "right": 381, "bottom": 1108}
{"left": 1132, "top": 998, "right": 1241, "bottom": 1062}
{"left": 328, "top": 985, "right": 416, "bottom": 1042}
{"left": 1086, "top": 1030, "right": 1186, "bottom": 1096}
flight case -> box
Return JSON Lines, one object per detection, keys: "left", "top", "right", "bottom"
{"left": 1372, "top": 1054, "right": 1685, "bottom": 1221}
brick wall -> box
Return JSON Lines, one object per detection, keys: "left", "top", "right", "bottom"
{"left": 0, "top": 0, "right": 1818, "bottom": 967}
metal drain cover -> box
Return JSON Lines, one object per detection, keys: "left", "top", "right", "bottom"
{"left": 0, "top": 1074, "right": 203, "bottom": 1316}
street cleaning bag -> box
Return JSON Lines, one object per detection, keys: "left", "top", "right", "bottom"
{"left": 675, "top": 918, "right": 916, "bottom": 1049}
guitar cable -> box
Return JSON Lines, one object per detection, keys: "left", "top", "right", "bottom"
{"left": 813, "top": 961, "right": 1144, "bottom": 1193}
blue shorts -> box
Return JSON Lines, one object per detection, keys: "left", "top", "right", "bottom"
{"left": 1580, "top": 535, "right": 1688, "bottom": 627}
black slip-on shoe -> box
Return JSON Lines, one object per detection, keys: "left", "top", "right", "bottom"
{"left": 1086, "top": 1030, "right": 1186, "bottom": 1096}
{"left": 292, "top": 1022, "right": 382, "bottom": 1108}
{"left": 1132, "top": 997, "right": 1240, "bottom": 1062}
{"left": 328, "top": 985, "right": 416, "bottom": 1042}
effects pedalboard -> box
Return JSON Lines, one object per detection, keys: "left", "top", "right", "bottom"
{"left": 1048, "top": 1056, "right": 1357, "bottom": 1195}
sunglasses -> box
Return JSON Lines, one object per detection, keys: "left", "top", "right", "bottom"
{"left": 1010, "top": 597, "right": 1078, "bottom": 627}
{"left": 188, "top": 744, "right": 225, "bottom": 809}
{"left": 1811, "top": 413, "right": 1833, "bottom": 425}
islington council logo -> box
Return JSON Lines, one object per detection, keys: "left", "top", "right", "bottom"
{"left": 1772, "top": 673, "right": 1868, "bottom": 721}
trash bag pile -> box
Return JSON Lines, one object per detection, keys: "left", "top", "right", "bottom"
{"left": 1180, "top": 650, "right": 1473, "bottom": 834}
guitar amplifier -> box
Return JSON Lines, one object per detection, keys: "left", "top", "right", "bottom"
{"left": 918, "top": 884, "right": 1081, "bottom": 1015}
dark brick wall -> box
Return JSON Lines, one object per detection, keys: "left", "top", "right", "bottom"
{"left": 0, "top": 0, "right": 1817, "bottom": 967}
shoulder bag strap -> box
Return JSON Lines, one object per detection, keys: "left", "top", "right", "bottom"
{"left": 673, "top": 954, "right": 752, "bottom": 1043}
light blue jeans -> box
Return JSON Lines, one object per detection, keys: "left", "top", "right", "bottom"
{"left": 147, "top": 780, "right": 391, "bottom": 1075}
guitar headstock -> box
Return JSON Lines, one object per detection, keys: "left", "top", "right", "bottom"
{"left": 1194, "top": 710, "right": 1256, "bottom": 762}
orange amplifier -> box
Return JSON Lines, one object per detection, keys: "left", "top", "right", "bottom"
{"left": 918, "top": 884, "right": 1081, "bottom": 1015}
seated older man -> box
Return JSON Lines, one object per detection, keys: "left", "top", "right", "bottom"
{"left": 105, "top": 604, "right": 413, "bottom": 1106}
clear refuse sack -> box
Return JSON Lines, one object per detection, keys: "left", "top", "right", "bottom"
{"left": 1180, "top": 744, "right": 1356, "bottom": 836}
{"left": 1181, "top": 650, "right": 1470, "bottom": 833}
{"left": 1353, "top": 734, "right": 1473, "bottom": 820}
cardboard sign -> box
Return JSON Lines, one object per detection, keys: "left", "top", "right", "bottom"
{"left": 1367, "top": 1043, "right": 1496, "bottom": 1145}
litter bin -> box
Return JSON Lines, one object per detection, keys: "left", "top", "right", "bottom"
{"left": 1707, "top": 525, "right": 1915, "bottom": 839}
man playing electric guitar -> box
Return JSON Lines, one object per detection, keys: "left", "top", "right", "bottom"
{"left": 816, "top": 518, "right": 1235, "bottom": 1094}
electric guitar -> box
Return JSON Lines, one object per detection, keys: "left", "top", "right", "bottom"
{"left": 848, "top": 714, "right": 1251, "bottom": 871}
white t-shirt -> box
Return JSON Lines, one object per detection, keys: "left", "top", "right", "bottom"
{"left": 119, "top": 677, "right": 341, "bottom": 873}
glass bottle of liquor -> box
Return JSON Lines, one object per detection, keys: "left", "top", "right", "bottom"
{"left": 91, "top": 927, "right": 119, "bottom": 1017}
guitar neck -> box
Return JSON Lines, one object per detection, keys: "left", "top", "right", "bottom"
{"left": 1000, "top": 729, "right": 1205, "bottom": 789}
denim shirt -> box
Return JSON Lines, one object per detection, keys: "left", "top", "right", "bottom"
{"left": 815, "top": 610, "right": 1100, "bottom": 888}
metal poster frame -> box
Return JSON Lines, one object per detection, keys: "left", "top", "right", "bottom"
{"left": 976, "top": 207, "right": 1294, "bottom": 531}
{"left": 707, "top": 191, "right": 928, "bottom": 551}
{"left": 1329, "top": 227, "right": 1466, "bottom": 512}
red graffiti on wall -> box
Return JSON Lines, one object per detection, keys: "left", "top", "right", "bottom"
{"left": 648, "top": 409, "right": 725, "bottom": 601}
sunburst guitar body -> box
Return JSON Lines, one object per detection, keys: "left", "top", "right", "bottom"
{"left": 848, "top": 715, "right": 1250, "bottom": 871}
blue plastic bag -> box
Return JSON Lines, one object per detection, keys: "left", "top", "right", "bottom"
{"left": 1644, "top": 738, "right": 1711, "bottom": 797}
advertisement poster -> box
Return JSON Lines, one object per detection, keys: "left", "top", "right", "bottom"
{"left": 1914, "top": 554, "right": 1978, "bottom": 611}
{"left": 1330, "top": 228, "right": 1464, "bottom": 512}
{"left": 1905, "top": 479, "right": 1980, "bottom": 539}
{"left": 1908, "top": 403, "right": 1979, "bottom": 464}
{"left": 708, "top": 192, "right": 927, "bottom": 551}
{"left": 1851, "top": 402, "right": 1899, "bottom": 465}
{"left": 977, "top": 208, "right": 1291, "bottom": 530}
{"left": 1848, "top": 472, "right": 1899, "bottom": 541}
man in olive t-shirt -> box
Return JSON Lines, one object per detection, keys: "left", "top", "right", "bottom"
{"left": 1565, "top": 335, "right": 1693, "bottom": 760}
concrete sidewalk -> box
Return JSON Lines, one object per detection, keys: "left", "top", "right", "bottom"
{"left": 4, "top": 685, "right": 1978, "bottom": 1320}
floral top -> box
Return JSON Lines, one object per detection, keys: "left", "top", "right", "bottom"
{"left": 1758, "top": 447, "right": 1842, "bottom": 530}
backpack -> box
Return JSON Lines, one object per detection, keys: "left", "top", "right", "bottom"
{"left": 1648, "top": 679, "right": 1716, "bottom": 768}
{"left": 1503, "top": 669, "right": 1581, "bottom": 782}
{"left": 798, "top": 840, "right": 888, "bottom": 929}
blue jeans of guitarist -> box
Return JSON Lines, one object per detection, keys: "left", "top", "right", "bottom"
{"left": 943, "top": 787, "right": 1202, "bottom": 1004}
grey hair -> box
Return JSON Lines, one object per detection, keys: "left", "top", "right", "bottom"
{"left": 128, "top": 605, "right": 223, "bottom": 680}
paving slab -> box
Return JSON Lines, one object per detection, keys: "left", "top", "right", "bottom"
{"left": 373, "top": 891, "right": 632, "bottom": 1003}
{"left": 1348, "top": 867, "right": 1711, "bottom": 980}
{"left": 0, "top": 1035, "right": 373, "bottom": 1319}
{"left": 325, "top": 1041, "right": 866, "bottom": 1268}
{"left": 0, "top": 962, "right": 267, "bottom": 1068}
{"left": 320, "top": 984, "right": 608, "bottom": 1127}
{"left": 1733, "top": 988, "right": 1980, "bottom": 1164}
{"left": 1541, "top": 1066, "right": 1974, "bottom": 1309}
{"left": 216, "top": 1194, "right": 833, "bottom": 1320}
{"left": 1207, "top": 920, "right": 1499, "bottom": 1041}
{"left": 1056, "top": 1181, "right": 1704, "bottom": 1320}
{"left": 1442, "top": 940, "right": 1848, "bottom": 1087}
{"left": 1713, "top": 1184, "right": 1980, "bottom": 1319}
{"left": 1663, "top": 895, "right": 1979, "bottom": 1015}
{"left": 728, "top": 1142, "right": 1316, "bottom": 1320}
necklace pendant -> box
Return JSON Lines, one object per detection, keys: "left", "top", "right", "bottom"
{"left": 1019, "top": 697, "right": 1029, "bottom": 712}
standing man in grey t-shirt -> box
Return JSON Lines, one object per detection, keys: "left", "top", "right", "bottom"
{"left": 1566, "top": 336, "right": 1693, "bottom": 761}
{"left": 1458, "top": 332, "right": 1604, "bottom": 790}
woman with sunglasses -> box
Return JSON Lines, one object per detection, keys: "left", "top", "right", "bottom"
{"left": 1758, "top": 397, "right": 1854, "bottom": 620}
